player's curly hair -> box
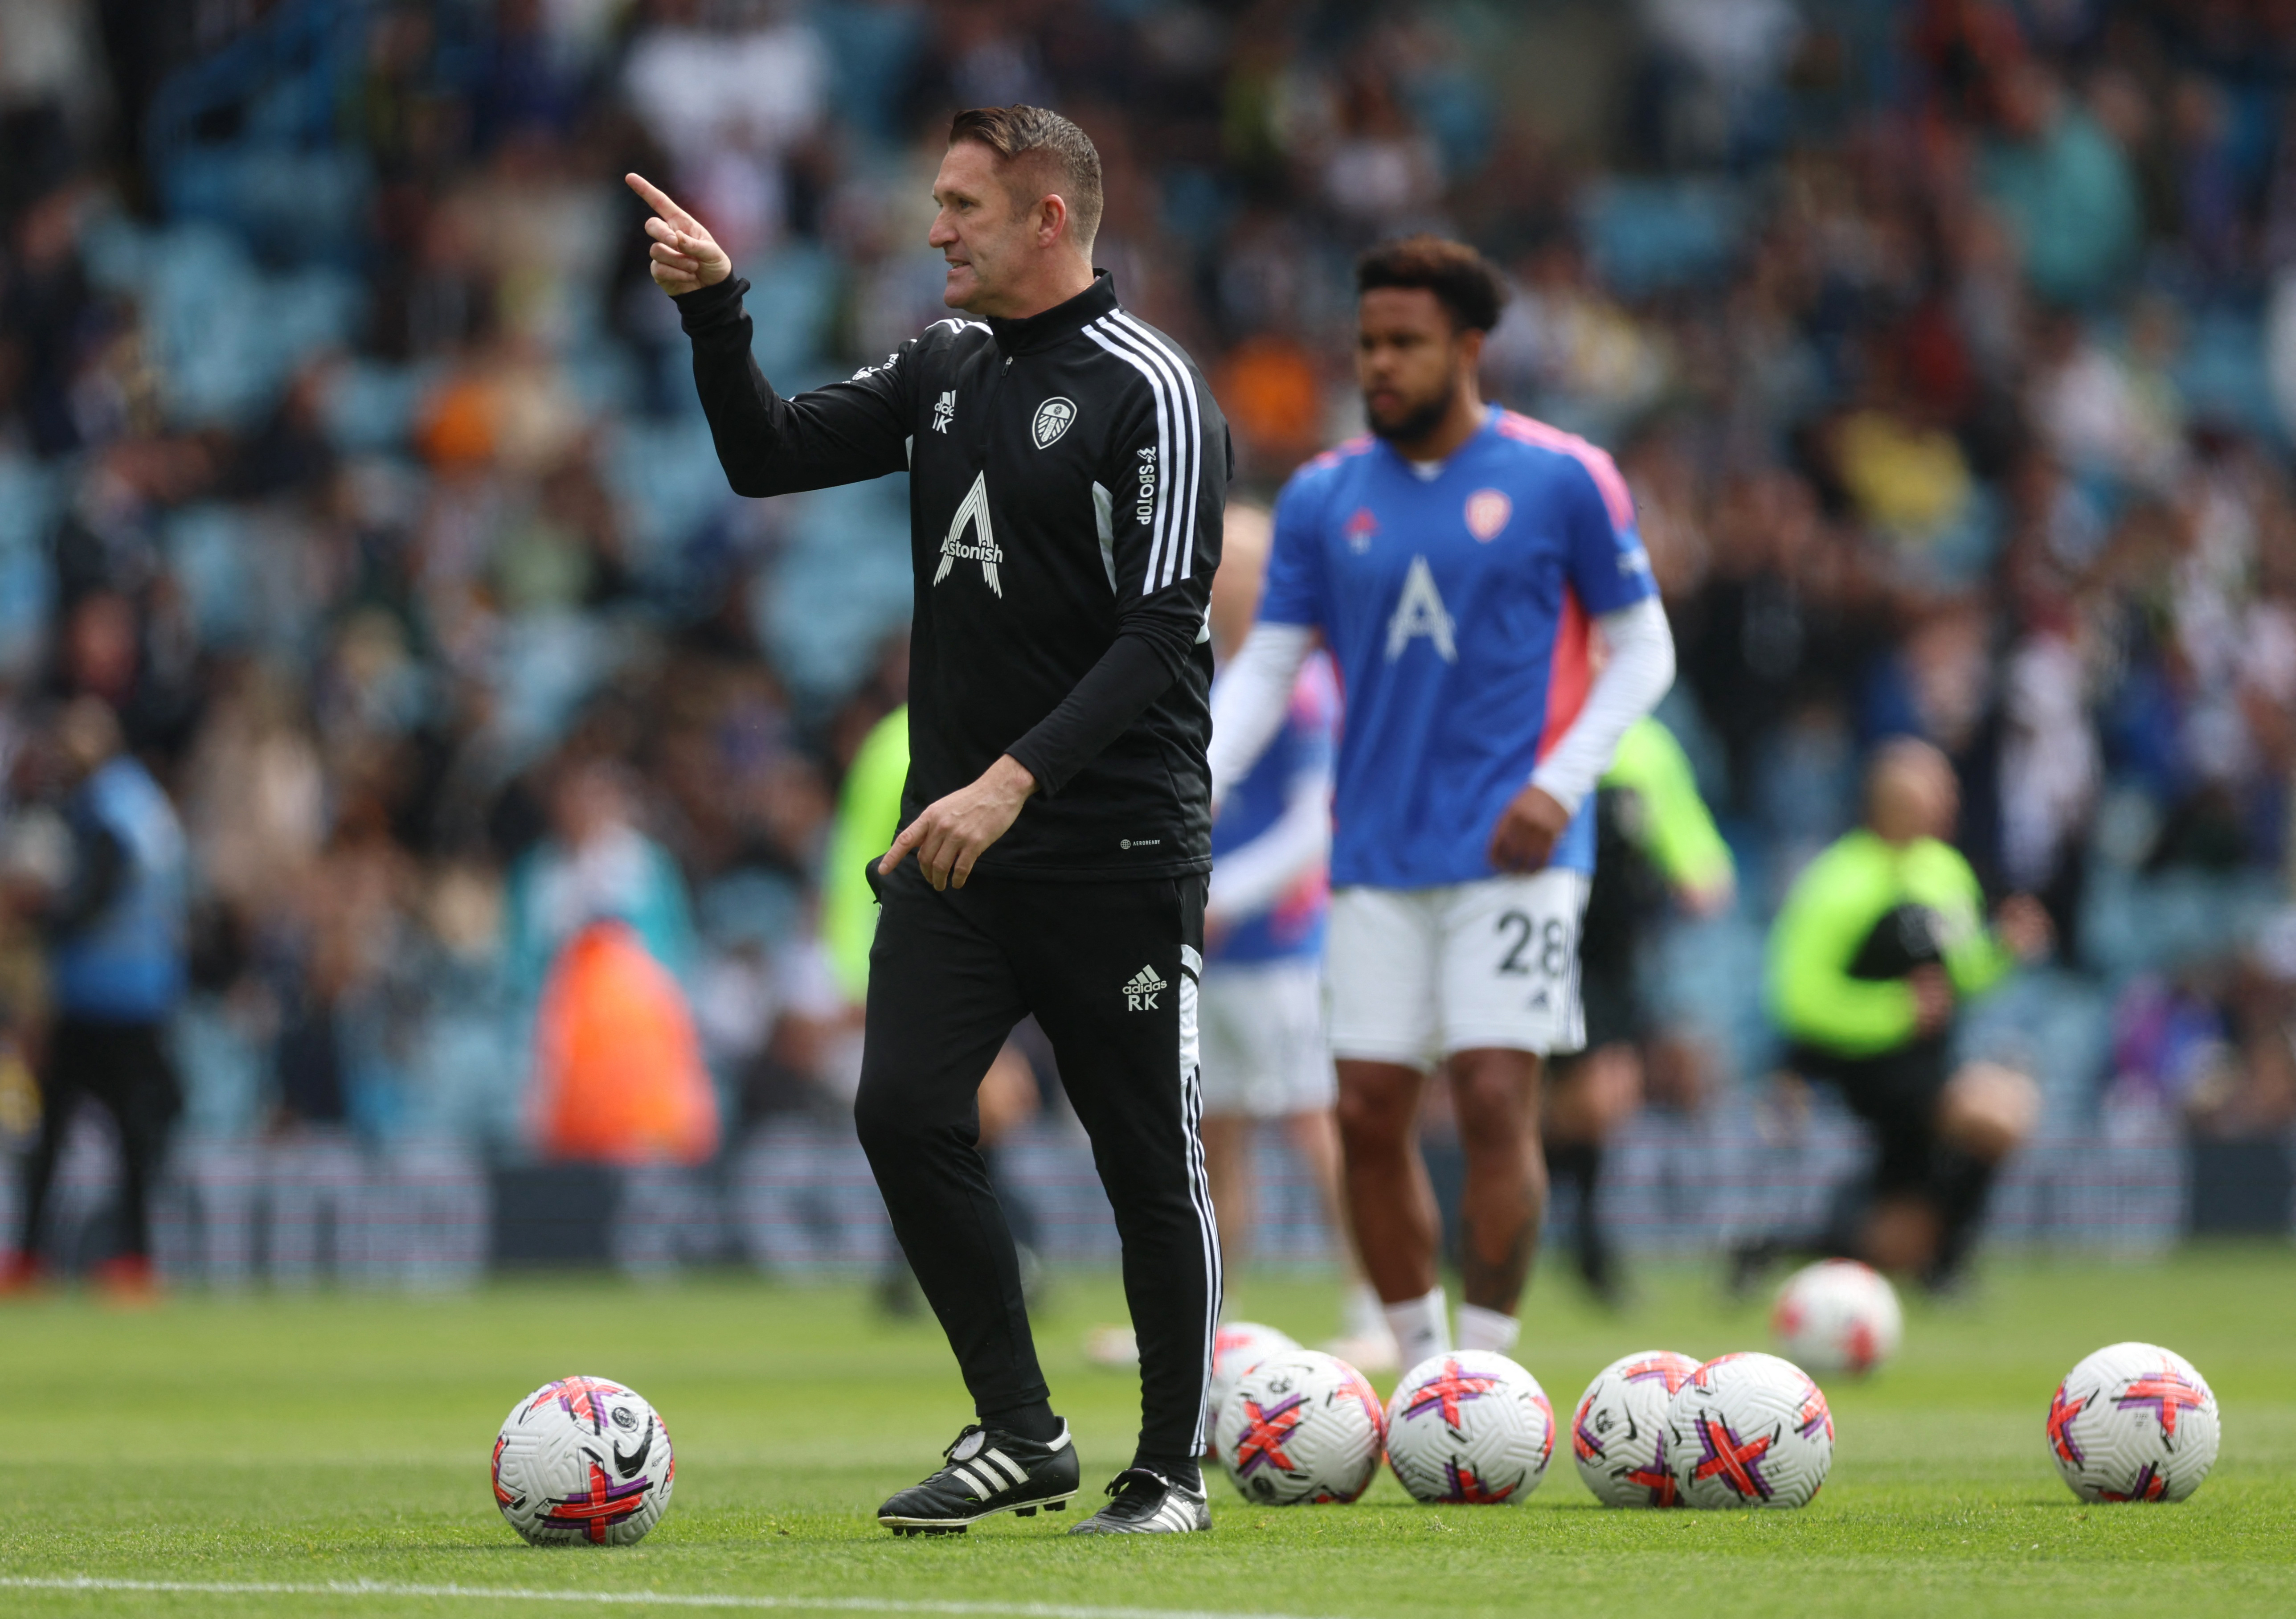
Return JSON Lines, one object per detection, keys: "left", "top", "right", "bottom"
{"left": 1355, "top": 236, "right": 1508, "bottom": 334}
{"left": 949, "top": 105, "right": 1104, "bottom": 252}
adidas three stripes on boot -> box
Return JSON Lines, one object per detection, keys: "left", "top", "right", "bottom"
{"left": 876, "top": 1422, "right": 1080, "bottom": 1533}
{"left": 1067, "top": 1467, "right": 1212, "bottom": 1535}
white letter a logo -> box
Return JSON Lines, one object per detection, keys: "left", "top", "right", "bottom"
{"left": 1385, "top": 554, "right": 1457, "bottom": 662}
{"left": 933, "top": 471, "right": 1003, "bottom": 597}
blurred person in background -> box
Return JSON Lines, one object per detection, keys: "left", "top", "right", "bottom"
{"left": 1197, "top": 501, "right": 1389, "bottom": 1367}
{"left": 1210, "top": 238, "right": 1674, "bottom": 1373}
{"left": 507, "top": 753, "right": 715, "bottom": 1167}
{"left": 1543, "top": 713, "right": 1734, "bottom": 1307}
{"left": 1739, "top": 740, "right": 2050, "bottom": 1295}
{"left": 1, "top": 697, "right": 185, "bottom": 1299}
{"left": 506, "top": 754, "right": 696, "bottom": 996}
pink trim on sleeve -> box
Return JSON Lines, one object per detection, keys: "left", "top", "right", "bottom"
{"left": 1301, "top": 434, "right": 1376, "bottom": 475}
{"left": 1496, "top": 411, "right": 1637, "bottom": 535}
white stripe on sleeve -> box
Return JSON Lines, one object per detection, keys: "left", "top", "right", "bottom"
{"left": 1082, "top": 319, "right": 1176, "bottom": 592}
{"left": 1092, "top": 314, "right": 1200, "bottom": 590}
{"left": 1109, "top": 312, "right": 1204, "bottom": 587}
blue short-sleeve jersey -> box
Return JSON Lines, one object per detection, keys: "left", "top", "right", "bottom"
{"left": 1257, "top": 407, "right": 1655, "bottom": 889}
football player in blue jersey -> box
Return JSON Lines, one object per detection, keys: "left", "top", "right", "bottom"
{"left": 1208, "top": 238, "right": 1676, "bottom": 1370}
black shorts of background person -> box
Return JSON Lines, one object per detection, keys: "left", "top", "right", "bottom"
{"left": 1541, "top": 778, "right": 1724, "bottom": 1307}
{"left": 1539, "top": 786, "right": 1655, "bottom": 1305}
{"left": 1763, "top": 901, "right": 2039, "bottom": 1293}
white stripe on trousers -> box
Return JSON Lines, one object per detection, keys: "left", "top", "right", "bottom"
{"left": 1176, "top": 959, "right": 1220, "bottom": 1454}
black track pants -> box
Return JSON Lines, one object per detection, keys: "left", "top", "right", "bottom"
{"left": 854, "top": 861, "right": 1220, "bottom": 1469}
{"left": 16, "top": 1016, "right": 180, "bottom": 1261}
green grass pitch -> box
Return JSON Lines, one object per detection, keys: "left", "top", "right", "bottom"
{"left": 1, "top": 1246, "right": 2291, "bottom": 1618}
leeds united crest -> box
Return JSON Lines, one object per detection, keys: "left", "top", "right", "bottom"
{"left": 1033, "top": 396, "right": 1077, "bottom": 449}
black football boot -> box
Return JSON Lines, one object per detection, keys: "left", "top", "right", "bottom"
{"left": 878, "top": 1421, "right": 1080, "bottom": 1534}
{"left": 1067, "top": 1467, "right": 1211, "bottom": 1535}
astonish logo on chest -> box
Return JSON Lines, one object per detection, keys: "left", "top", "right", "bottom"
{"left": 933, "top": 472, "right": 1003, "bottom": 597}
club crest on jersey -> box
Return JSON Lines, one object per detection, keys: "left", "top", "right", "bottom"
{"left": 1465, "top": 488, "right": 1512, "bottom": 542}
{"left": 1033, "top": 396, "right": 1077, "bottom": 449}
{"left": 1345, "top": 507, "right": 1378, "bottom": 553}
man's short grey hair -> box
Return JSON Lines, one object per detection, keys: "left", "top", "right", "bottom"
{"left": 948, "top": 105, "right": 1104, "bottom": 251}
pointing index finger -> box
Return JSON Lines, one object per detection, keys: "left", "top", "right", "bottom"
{"left": 625, "top": 172, "right": 697, "bottom": 231}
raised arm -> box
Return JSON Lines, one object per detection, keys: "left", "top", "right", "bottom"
{"left": 629, "top": 172, "right": 913, "bottom": 497}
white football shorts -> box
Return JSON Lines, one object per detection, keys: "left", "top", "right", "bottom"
{"left": 1196, "top": 956, "right": 1334, "bottom": 1119}
{"left": 1326, "top": 870, "right": 1591, "bottom": 1066}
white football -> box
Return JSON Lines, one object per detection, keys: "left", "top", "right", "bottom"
{"left": 2047, "top": 1342, "right": 2220, "bottom": 1503}
{"left": 1213, "top": 1348, "right": 1385, "bottom": 1504}
{"left": 1663, "top": 1352, "right": 1833, "bottom": 1509}
{"left": 1205, "top": 1321, "right": 1301, "bottom": 1451}
{"left": 1383, "top": 1351, "right": 1555, "bottom": 1504}
{"left": 1570, "top": 1350, "right": 1702, "bottom": 1507}
{"left": 1772, "top": 1260, "right": 1903, "bottom": 1376}
{"left": 493, "top": 1376, "right": 676, "bottom": 1545}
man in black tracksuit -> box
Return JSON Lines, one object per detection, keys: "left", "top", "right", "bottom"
{"left": 631, "top": 105, "right": 1228, "bottom": 1536}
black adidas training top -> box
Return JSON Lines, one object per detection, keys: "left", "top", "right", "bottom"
{"left": 677, "top": 271, "right": 1228, "bottom": 880}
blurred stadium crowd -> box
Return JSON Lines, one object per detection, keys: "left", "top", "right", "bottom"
{"left": 2, "top": 0, "right": 2293, "bottom": 1281}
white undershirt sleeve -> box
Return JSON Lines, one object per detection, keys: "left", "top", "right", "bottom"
{"left": 1528, "top": 595, "right": 1676, "bottom": 816}
{"left": 1207, "top": 622, "right": 1316, "bottom": 812}
{"left": 1206, "top": 762, "right": 1330, "bottom": 926}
